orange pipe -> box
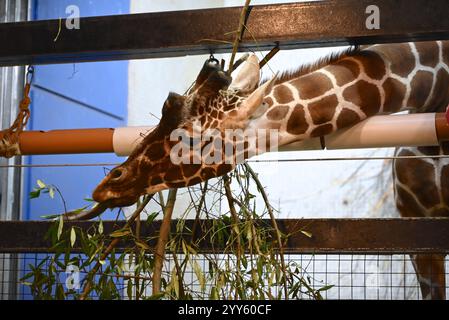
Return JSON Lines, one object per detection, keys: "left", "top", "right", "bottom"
{"left": 0, "top": 128, "right": 114, "bottom": 155}
{"left": 435, "top": 113, "right": 449, "bottom": 141}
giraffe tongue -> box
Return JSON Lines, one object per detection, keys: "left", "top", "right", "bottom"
{"left": 61, "top": 200, "right": 111, "bottom": 221}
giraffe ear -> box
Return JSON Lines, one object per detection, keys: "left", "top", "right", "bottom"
{"left": 194, "top": 59, "right": 222, "bottom": 89}
{"left": 238, "top": 73, "right": 278, "bottom": 119}
{"left": 229, "top": 54, "right": 260, "bottom": 93}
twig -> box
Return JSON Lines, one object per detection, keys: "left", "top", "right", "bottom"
{"left": 152, "top": 189, "right": 178, "bottom": 295}
{"left": 228, "top": 0, "right": 252, "bottom": 75}
{"left": 79, "top": 194, "right": 153, "bottom": 300}
{"left": 259, "top": 43, "right": 280, "bottom": 69}
{"left": 189, "top": 181, "right": 208, "bottom": 243}
{"left": 223, "top": 174, "right": 243, "bottom": 300}
{"left": 243, "top": 162, "right": 290, "bottom": 299}
{"left": 134, "top": 202, "right": 142, "bottom": 300}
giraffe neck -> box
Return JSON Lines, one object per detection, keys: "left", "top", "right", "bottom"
{"left": 251, "top": 40, "right": 449, "bottom": 147}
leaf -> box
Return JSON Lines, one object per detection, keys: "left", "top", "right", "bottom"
{"left": 29, "top": 189, "right": 41, "bottom": 199}
{"left": 301, "top": 230, "right": 313, "bottom": 238}
{"left": 192, "top": 260, "right": 205, "bottom": 291}
{"left": 147, "top": 292, "right": 165, "bottom": 300}
{"left": 146, "top": 212, "right": 159, "bottom": 225}
{"left": 127, "top": 279, "right": 133, "bottom": 299}
{"left": 40, "top": 213, "right": 61, "bottom": 220}
{"left": 49, "top": 187, "right": 55, "bottom": 199}
{"left": 37, "top": 179, "right": 46, "bottom": 188}
{"left": 135, "top": 240, "right": 150, "bottom": 250}
{"left": 210, "top": 286, "right": 219, "bottom": 300}
{"left": 318, "top": 284, "right": 335, "bottom": 292}
{"left": 98, "top": 220, "right": 104, "bottom": 235}
{"left": 57, "top": 215, "right": 64, "bottom": 240}
{"left": 70, "top": 227, "right": 76, "bottom": 247}
{"left": 110, "top": 229, "right": 131, "bottom": 238}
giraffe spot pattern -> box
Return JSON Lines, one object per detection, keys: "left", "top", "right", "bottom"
{"left": 273, "top": 84, "right": 294, "bottom": 104}
{"left": 376, "top": 43, "right": 416, "bottom": 77}
{"left": 394, "top": 149, "right": 440, "bottom": 209}
{"left": 308, "top": 94, "right": 338, "bottom": 125}
{"left": 266, "top": 105, "right": 289, "bottom": 121}
{"left": 336, "top": 108, "right": 361, "bottom": 129}
{"left": 424, "top": 69, "right": 449, "bottom": 112}
{"left": 439, "top": 164, "right": 449, "bottom": 211}
{"left": 342, "top": 80, "right": 381, "bottom": 116}
{"left": 324, "top": 59, "right": 360, "bottom": 86}
{"left": 310, "top": 124, "right": 333, "bottom": 137}
{"left": 395, "top": 183, "right": 426, "bottom": 217}
{"left": 290, "top": 72, "right": 333, "bottom": 100}
{"left": 216, "top": 163, "right": 233, "bottom": 176}
{"left": 150, "top": 175, "right": 163, "bottom": 186}
{"left": 286, "top": 104, "right": 308, "bottom": 135}
{"left": 188, "top": 176, "right": 203, "bottom": 186}
{"left": 263, "top": 97, "right": 274, "bottom": 107}
{"left": 354, "top": 50, "right": 386, "bottom": 80}
{"left": 443, "top": 41, "right": 449, "bottom": 66}
{"left": 147, "top": 142, "right": 166, "bottom": 161}
{"left": 181, "top": 163, "right": 202, "bottom": 177}
{"left": 164, "top": 165, "right": 183, "bottom": 182}
{"left": 407, "top": 70, "right": 434, "bottom": 110}
{"left": 382, "top": 77, "right": 407, "bottom": 113}
{"left": 415, "top": 41, "right": 440, "bottom": 68}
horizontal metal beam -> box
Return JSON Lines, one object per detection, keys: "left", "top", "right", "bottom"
{"left": 0, "top": 218, "right": 448, "bottom": 254}
{"left": 1, "top": 0, "right": 449, "bottom": 66}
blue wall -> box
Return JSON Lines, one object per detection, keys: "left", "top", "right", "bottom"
{"left": 23, "top": 0, "right": 130, "bottom": 220}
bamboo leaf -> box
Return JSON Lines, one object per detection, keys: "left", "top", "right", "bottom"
{"left": 49, "top": 187, "right": 55, "bottom": 199}
{"left": 192, "top": 259, "right": 205, "bottom": 291}
{"left": 127, "top": 279, "right": 133, "bottom": 299}
{"left": 98, "top": 220, "right": 104, "bottom": 235}
{"left": 57, "top": 215, "right": 64, "bottom": 240}
{"left": 70, "top": 227, "right": 76, "bottom": 247}
{"left": 110, "top": 229, "right": 131, "bottom": 238}
{"left": 135, "top": 240, "right": 150, "bottom": 250}
{"left": 147, "top": 292, "right": 165, "bottom": 300}
{"left": 300, "top": 230, "right": 312, "bottom": 238}
{"left": 29, "top": 189, "right": 41, "bottom": 199}
{"left": 210, "top": 286, "right": 219, "bottom": 300}
{"left": 37, "top": 179, "right": 46, "bottom": 188}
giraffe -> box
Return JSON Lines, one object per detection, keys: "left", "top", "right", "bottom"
{"left": 89, "top": 40, "right": 449, "bottom": 299}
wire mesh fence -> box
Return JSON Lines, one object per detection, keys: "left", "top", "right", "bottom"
{"left": 1, "top": 252, "right": 447, "bottom": 300}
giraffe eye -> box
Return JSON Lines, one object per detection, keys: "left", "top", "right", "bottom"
{"left": 110, "top": 169, "right": 123, "bottom": 180}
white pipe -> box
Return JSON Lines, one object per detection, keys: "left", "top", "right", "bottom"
{"left": 279, "top": 113, "right": 438, "bottom": 151}
{"left": 113, "top": 113, "right": 439, "bottom": 156}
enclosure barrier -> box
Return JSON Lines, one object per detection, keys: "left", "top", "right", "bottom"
{"left": 1, "top": 219, "right": 448, "bottom": 253}
{"left": 0, "top": 0, "right": 449, "bottom": 66}
{"left": 0, "top": 219, "right": 448, "bottom": 300}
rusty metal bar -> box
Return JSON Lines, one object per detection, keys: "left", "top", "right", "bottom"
{"left": 0, "top": 0, "right": 449, "bottom": 66}
{"left": 0, "top": 218, "right": 448, "bottom": 254}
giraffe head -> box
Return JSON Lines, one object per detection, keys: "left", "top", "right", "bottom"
{"left": 92, "top": 54, "right": 277, "bottom": 207}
